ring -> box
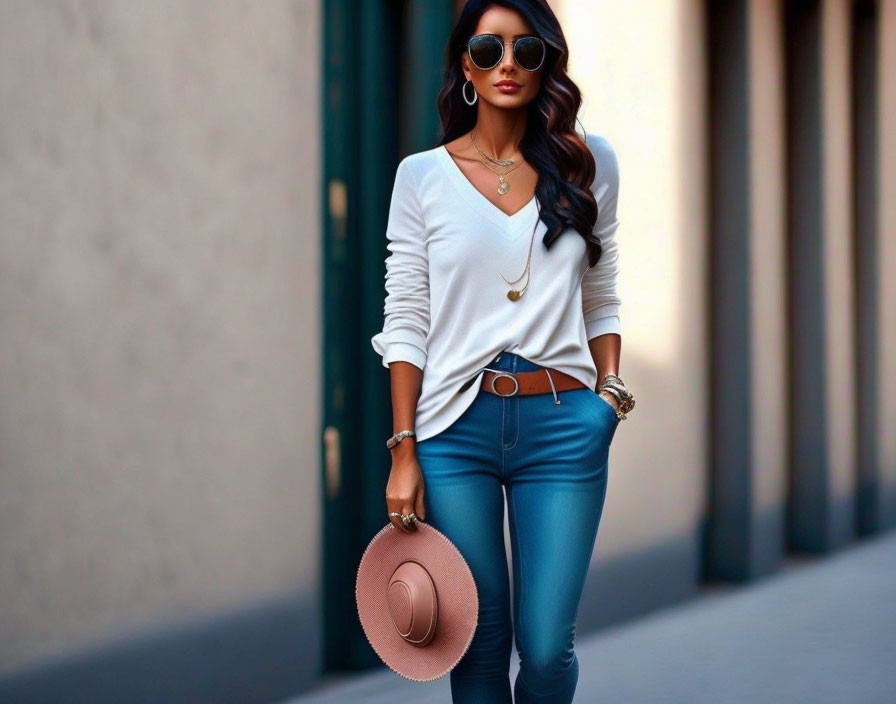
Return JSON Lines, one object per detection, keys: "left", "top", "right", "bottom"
{"left": 388, "top": 511, "right": 418, "bottom": 526}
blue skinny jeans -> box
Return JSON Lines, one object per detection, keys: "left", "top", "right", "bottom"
{"left": 415, "top": 351, "right": 619, "bottom": 703}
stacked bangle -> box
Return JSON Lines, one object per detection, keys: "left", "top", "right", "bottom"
{"left": 598, "top": 373, "right": 635, "bottom": 420}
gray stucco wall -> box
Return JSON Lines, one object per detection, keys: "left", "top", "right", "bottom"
{"left": 0, "top": 0, "right": 321, "bottom": 685}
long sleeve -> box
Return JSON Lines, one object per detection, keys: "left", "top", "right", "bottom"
{"left": 581, "top": 134, "right": 622, "bottom": 339}
{"left": 370, "top": 156, "right": 430, "bottom": 371}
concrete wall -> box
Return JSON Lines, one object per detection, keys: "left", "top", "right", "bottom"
{"left": 0, "top": 1, "right": 322, "bottom": 699}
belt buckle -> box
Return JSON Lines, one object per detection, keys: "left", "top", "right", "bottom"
{"left": 489, "top": 371, "right": 519, "bottom": 397}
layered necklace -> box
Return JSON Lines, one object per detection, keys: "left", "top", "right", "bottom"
{"left": 468, "top": 129, "right": 540, "bottom": 302}
{"left": 469, "top": 128, "right": 523, "bottom": 195}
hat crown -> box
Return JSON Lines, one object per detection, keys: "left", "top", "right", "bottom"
{"left": 388, "top": 560, "right": 438, "bottom": 647}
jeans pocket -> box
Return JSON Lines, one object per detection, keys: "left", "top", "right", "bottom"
{"left": 593, "top": 391, "right": 620, "bottom": 425}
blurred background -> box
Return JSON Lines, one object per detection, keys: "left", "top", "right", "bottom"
{"left": 1, "top": 0, "right": 894, "bottom": 702}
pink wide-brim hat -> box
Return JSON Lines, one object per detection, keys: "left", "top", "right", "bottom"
{"left": 355, "top": 520, "right": 479, "bottom": 682}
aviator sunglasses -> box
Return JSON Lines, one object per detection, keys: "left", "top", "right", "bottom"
{"left": 466, "top": 33, "right": 547, "bottom": 72}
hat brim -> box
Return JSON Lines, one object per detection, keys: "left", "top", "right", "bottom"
{"left": 356, "top": 521, "right": 479, "bottom": 682}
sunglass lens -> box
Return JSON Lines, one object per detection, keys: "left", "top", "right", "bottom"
{"left": 468, "top": 35, "right": 503, "bottom": 70}
{"left": 514, "top": 37, "right": 545, "bottom": 71}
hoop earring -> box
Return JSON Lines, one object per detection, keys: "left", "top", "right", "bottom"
{"left": 462, "top": 79, "right": 478, "bottom": 106}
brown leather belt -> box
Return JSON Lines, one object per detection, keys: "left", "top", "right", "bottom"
{"left": 480, "top": 366, "right": 589, "bottom": 397}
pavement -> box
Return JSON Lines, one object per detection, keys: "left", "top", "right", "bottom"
{"left": 287, "top": 529, "right": 896, "bottom": 703}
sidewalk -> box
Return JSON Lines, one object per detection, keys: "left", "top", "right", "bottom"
{"left": 289, "top": 529, "right": 896, "bottom": 703}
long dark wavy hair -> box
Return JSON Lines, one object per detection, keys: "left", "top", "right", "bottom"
{"left": 437, "top": 0, "right": 603, "bottom": 266}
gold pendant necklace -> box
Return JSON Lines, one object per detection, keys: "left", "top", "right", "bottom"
{"left": 498, "top": 174, "right": 510, "bottom": 195}
{"left": 502, "top": 201, "right": 540, "bottom": 301}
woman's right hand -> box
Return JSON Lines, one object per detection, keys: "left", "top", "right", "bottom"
{"left": 386, "top": 442, "right": 426, "bottom": 533}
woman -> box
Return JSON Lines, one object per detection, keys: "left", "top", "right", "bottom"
{"left": 370, "top": 1, "right": 635, "bottom": 701}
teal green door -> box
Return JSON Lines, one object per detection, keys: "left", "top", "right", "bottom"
{"left": 321, "top": 0, "right": 456, "bottom": 674}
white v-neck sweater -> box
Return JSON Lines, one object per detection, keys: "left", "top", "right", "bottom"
{"left": 371, "top": 131, "right": 622, "bottom": 442}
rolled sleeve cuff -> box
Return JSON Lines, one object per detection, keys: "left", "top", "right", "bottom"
{"left": 371, "top": 328, "right": 428, "bottom": 370}
{"left": 585, "top": 313, "right": 621, "bottom": 340}
{"left": 382, "top": 341, "right": 427, "bottom": 371}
